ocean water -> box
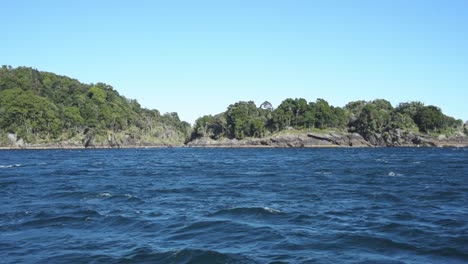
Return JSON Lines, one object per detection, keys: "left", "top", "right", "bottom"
{"left": 1, "top": 148, "right": 467, "bottom": 264}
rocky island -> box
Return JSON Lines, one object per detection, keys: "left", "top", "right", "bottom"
{"left": 1, "top": 66, "right": 467, "bottom": 149}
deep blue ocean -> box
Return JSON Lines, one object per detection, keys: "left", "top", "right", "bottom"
{"left": 1, "top": 148, "right": 467, "bottom": 264}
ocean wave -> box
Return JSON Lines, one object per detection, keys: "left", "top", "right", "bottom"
{"left": 93, "top": 212, "right": 163, "bottom": 232}
{"left": 42, "top": 248, "right": 251, "bottom": 264}
{"left": 117, "top": 193, "right": 144, "bottom": 203}
{"left": 374, "top": 222, "right": 432, "bottom": 239}
{"left": 168, "top": 219, "right": 284, "bottom": 243}
{"left": 0, "top": 180, "right": 17, "bottom": 188}
{"left": 289, "top": 213, "right": 332, "bottom": 225}
{"left": 0, "top": 164, "right": 22, "bottom": 168}
{"left": 425, "top": 246, "right": 468, "bottom": 261}
{"left": 46, "top": 191, "right": 90, "bottom": 200}
{"left": 434, "top": 218, "right": 466, "bottom": 228}
{"left": 375, "top": 158, "right": 390, "bottom": 164}
{"left": 114, "top": 247, "right": 255, "bottom": 264}
{"left": 365, "top": 192, "right": 402, "bottom": 203}
{"left": 2, "top": 148, "right": 467, "bottom": 263}
{"left": 169, "top": 220, "right": 237, "bottom": 240}
{"left": 208, "top": 207, "right": 285, "bottom": 218}
{"left": 50, "top": 191, "right": 145, "bottom": 203}
{"left": 42, "top": 253, "right": 115, "bottom": 264}
{"left": 0, "top": 209, "right": 103, "bottom": 230}
{"left": 96, "top": 193, "right": 144, "bottom": 203}
{"left": 336, "top": 233, "right": 420, "bottom": 252}
{"left": 98, "top": 192, "right": 112, "bottom": 198}
{"left": 20, "top": 210, "right": 101, "bottom": 228}
{"left": 417, "top": 190, "right": 462, "bottom": 201}
{"left": 151, "top": 187, "right": 200, "bottom": 194}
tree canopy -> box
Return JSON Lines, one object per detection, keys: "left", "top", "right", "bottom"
{"left": 1, "top": 66, "right": 464, "bottom": 145}
{"left": 191, "top": 98, "right": 463, "bottom": 141}
{"left": 0, "top": 66, "right": 190, "bottom": 145}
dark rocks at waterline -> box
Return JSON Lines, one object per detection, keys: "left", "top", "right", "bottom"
{"left": 3, "top": 130, "right": 468, "bottom": 149}
{"left": 2, "top": 131, "right": 177, "bottom": 149}
{"left": 186, "top": 133, "right": 371, "bottom": 148}
{"left": 186, "top": 133, "right": 369, "bottom": 148}
{"left": 186, "top": 131, "right": 468, "bottom": 148}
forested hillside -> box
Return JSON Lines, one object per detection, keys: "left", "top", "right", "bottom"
{"left": 0, "top": 66, "right": 190, "bottom": 147}
{"left": 190, "top": 98, "right": 465, "bottom": 145}
{"left": 1, "top": 66, "right": 466, "bottom": 148}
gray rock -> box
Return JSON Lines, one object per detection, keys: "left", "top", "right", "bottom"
{"left": 7, "top": 133, "right": 25, "bottom": 148}
{"left": 186, "top": 130, "right": 468, "bottom": 148}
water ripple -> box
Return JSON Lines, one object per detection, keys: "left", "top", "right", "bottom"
{"left": 0, "top": 148, "right": 467, "bottom": 263}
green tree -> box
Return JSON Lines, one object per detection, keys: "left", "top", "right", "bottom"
{"left": 414, "top": 105, "right": 445, "bottom": 133}
{"left": 395, "top": 101, "right": 425, "bottom": 119}
{"left": 63, "top": 106, "right": 85, "bottom": 129}
{"left": 272, "top": 98, "right": 309, "bottom": 130}
{"left": 272, "top": 98, "right": 295, "bottom": 130}
{"left": 354, "top": 104, "right": 391, "bottom": 137}
{"left": 0, "top": 88, "right": 62, "bottom": 139}
{"left": 225, "top": 101, "right": 265, "bottom": 139}
{"left": 0, "top": 66, "right": 192, "bottom": 145}
{"left": 312, "top": 98, "right": 334, "bottom": 129}
{"left": 345, "top": 100, "right": 368, "bottom": 122}
{"left": 389, "top": 112, "right": 418, "bottom": 131}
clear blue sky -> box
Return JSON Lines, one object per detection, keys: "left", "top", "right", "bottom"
{"left": 2, "top": 0, "right": 468, "bottom": 124}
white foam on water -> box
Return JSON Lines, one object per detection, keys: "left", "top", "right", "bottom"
{"left": 376, "top": 158, "right": 390, "bottom": 164}
{"left": 315, "top": 171, "right": 331, "bottom": 176}
{"left": 98, "top": 192, "right": 112, "bottom": 198}
{"left": 0, "top": 164, "right": 22, "bottom": 168}
{"left": 263, "top": 207, "right": 281, "bottom": 213}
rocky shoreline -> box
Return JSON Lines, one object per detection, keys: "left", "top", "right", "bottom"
{"left": 2, "top": 131, "right": 468, "bottom": 149}
{"left": 0, "top": 132, "right": 180, "bottom": 149}
{"left": 187, "top": 131, "right": 468, "bottom": 148}
{"left": 0, "top": 144, "right": 172, "bottom": 150}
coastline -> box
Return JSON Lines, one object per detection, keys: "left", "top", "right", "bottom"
{"left": 186, "top": 132, "right": 468, "bottom": 148}
{"left": 0, "top": 144, "right": 176, "bottom": 150}
{"left": 1, "top": 145, "right": 467, "bottom": 150}
{"left": 2, "top": 132, "right": 467, "bottom": 150}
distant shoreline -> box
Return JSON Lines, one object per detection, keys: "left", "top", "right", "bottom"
{"left": 0, "top": 145, "right": 172, "bottom": 150}
{"left": 2, "top": 130, "right": 468, "bottom": 150}
{"left": 1, "top": 143, "right": 467, "bottom": 150}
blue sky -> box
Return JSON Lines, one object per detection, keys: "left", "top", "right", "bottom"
{"left": 2, "top": 0, "right": 468, "bottom": 124}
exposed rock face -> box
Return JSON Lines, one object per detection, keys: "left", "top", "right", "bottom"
{"left": 187, "top": 131, "right": 468, "bottom": 148}
{"left": 364, "top": 129, "right": 468, "bottom": 147}
{"left": 186, "top": 133, "right": 369, "bottom": 148}
{"left": 1, "top": 129, "right": 177, "bottom": 149}
{"left": 82, "top": 128, "right": 96, "bottom": 148}
{"left": 3, "top": 129, "right": 468, "bottom": 149}
{"left": 307, "top": 133, "right": 371, "bottom": 147}
{"left": 6, "top": 133, "right": 25, "bottom": 148}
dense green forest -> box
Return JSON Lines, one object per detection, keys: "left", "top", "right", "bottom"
{"left": 0, "top": 66, "right": 190, "bottom": 146}
{"left": 191, "top": 98, "right": 465, "bottom": 141}
{"left": 1, "top": 66, "right": 465, "bottom": 147}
